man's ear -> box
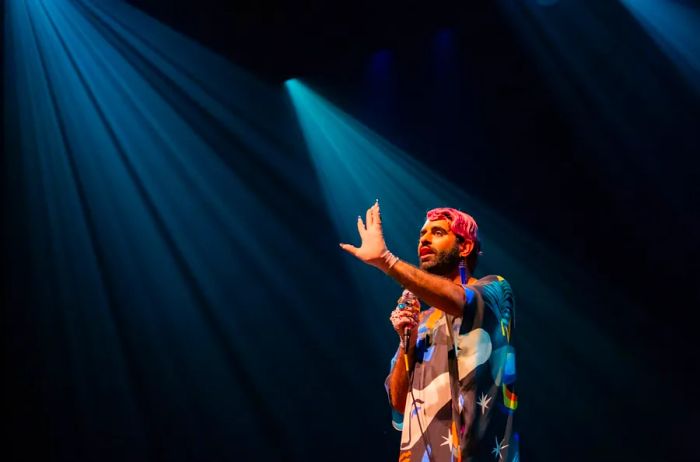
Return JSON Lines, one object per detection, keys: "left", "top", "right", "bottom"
{"left": 460, "top": 239, "right": 474, "bottom": 258}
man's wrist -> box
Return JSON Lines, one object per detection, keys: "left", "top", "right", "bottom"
{"left": 375, "top": 250, "right": 399, "bottom": 273}
{"left": 399, "top": 337, "right": 415, "bottom": 370}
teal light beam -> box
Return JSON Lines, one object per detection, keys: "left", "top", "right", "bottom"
{"left": 619, "top": 0, "right": 700, "bottom": 94}
{"left": 5, "top": 1, "right": 359, "bottom": 459}
{"left": 494, "top": 0, "right": 696, "bottom": 217}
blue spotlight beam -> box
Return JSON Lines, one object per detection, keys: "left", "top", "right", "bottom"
{"left": 495, "top": 0, "right": 698, "bottom": 220}
{"left": 6, "top": 1, "right": 376, "bottom": 459}
{"left": 21, "top": 2, "right": 288, "bottom": 457}
{"left": 620, "top": 0, "right": 700, "bottom": 92}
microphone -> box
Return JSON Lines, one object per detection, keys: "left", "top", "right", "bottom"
{"left": 403, "top": 326, "right": 412, "bottom": 354}
{"left": 400, "top": 290, "right": 418, "bottom": 362}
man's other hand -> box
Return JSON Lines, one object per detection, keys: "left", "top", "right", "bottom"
{"left": 389, "top": 290, "right": 420, "bottom": 341}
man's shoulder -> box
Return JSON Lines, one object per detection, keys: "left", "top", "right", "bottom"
{"left": 473, "top": 274, "right": 515, "bottom": 318}
{"left": 473, "top": 274, "right": 511, "bottom": 288}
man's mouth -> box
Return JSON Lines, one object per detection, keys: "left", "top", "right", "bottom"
{"left": 419, "top": 247, "right": 434, "bottom": 257}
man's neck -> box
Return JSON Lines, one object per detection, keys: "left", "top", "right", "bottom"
{"left": 447, "top": 270, "right": 476, "bottom": 285}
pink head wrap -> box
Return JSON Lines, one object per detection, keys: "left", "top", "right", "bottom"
{"left": 425, "top": 207, "right": 479, "bottom": 243}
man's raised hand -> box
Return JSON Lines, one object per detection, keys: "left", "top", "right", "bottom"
{"left": 339, "top": 201, "right": 393, "bottom": 271}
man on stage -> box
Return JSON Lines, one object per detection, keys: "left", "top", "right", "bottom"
{"left": 340, "top": 202, "right": 519, "bottom": 462}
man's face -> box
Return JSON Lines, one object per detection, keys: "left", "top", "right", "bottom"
{"left": 418, "top": 219, "right": 461, "bottom": 275}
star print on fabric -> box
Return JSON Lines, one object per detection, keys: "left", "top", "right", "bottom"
{"left": 440, "top": 429, "right": 454, "bottom": 448}
{"left": 491, "top": 436, "right": 509, "bottom": 460}
{"left": 477, "top": 392, "right": 492, "bottom": 415}
{"left": 441, "top": 426, "right": 461, "bottom": 458}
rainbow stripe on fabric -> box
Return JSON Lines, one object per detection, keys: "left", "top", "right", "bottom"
{"left": 502, "top": 385, "right": 518, "bottom": 411}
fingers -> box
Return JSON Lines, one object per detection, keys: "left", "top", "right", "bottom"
{"left": 390, "top": 308, "right": 419, "bottom": 324}
{"left": 365, "top": 200, "right": 381, "bottom": 228}
{"left": 392, "top": 313, "right": 418, "bottom": 323}
{"left": 390, "top": 312, "right": 418, "bottom": 325}
{"left": 356, "top": 216, "right": 366, "bottom": 237}
{"left": 393, "top": 318, "right": 418, "bottom": 330}
{"left": 374, "top": 201, "right": 381, "bottom": 225}
{"left": 366, "top": 205, "right": 373, "bottom": 227}
{"left": 367, "top": 199, "right": 382, "bottom": 227}
{"left": 390, "top": 305, "right": 419, "bottom": 316}
{"left": 338, "top": 243, "right": 358, "bottom": 256}
{"left": 397, "top": 293, "right": 419, "bottom": 309}
{"left": 391, "top": 316, "right": 419, "bottom": 333}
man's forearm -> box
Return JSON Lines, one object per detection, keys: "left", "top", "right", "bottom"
{"left": 388, "top": 342, "right": 414, "bottom": 413}
{"left": 384, "top": 259, "right": 465, "bottom": 317}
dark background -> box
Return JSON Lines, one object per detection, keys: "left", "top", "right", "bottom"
{"left": 3, "top": 0, "right": 698, "bottom": 460}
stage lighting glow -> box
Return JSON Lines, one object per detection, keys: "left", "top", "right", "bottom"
{"left": 620, "top": 0, "right": 700, "bottom": 94}
{"left": 4, "top": 1, "right": 381, "bottom": 459}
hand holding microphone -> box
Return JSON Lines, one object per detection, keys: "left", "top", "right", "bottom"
{"left": 389, "top": 290, "right": 420, "bottom": 352}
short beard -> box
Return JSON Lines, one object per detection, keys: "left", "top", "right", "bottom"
{"left": 421, "top": 244, "right": 461, "bottom": 276}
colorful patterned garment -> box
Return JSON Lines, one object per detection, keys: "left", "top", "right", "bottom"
{"left": 385, "top": 275, "right": 519, "bottom": 462}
